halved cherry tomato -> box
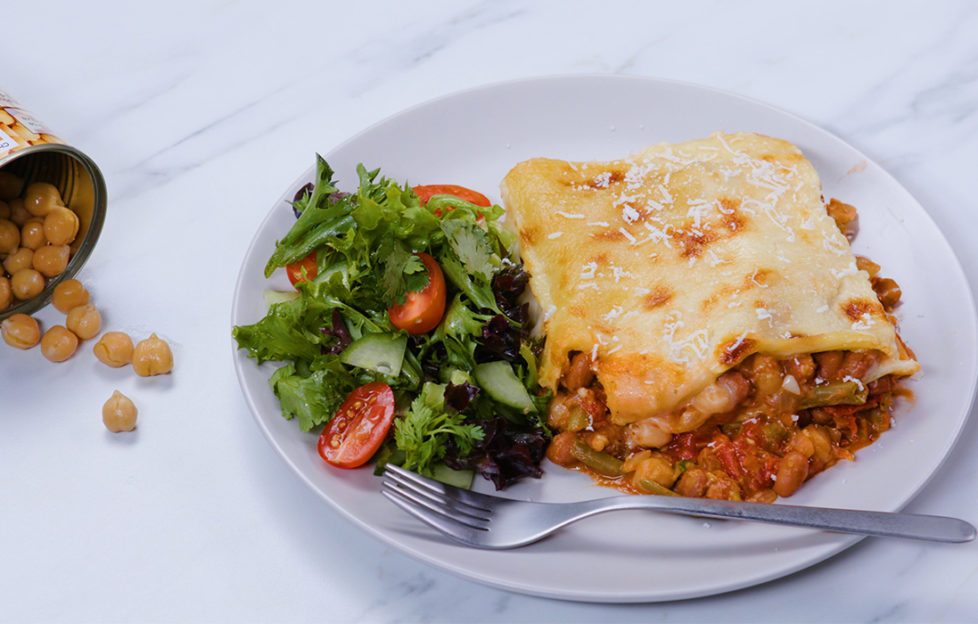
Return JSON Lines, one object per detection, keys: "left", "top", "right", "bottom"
{"left": 388, "top": 252, "right": 446, "bottom": 334}
{"left": 412, "top": 184, "right": 491, "bottom": 217}
{"left": 318, "top": 382, "right": 395, "bottom": 468}
{"left": 286, "top": 251, "right": 317, "bottom": 287}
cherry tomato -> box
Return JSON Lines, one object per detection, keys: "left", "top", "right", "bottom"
{"left": 412, "top": 184, "right": 491, "bottom": 217}
{"left": 286, "top": 251, "right": 317, "bottom": 287}
{"left": 388, "top": 252, "right": 446, "bottom": 334}
{"left": 318, "top": 382, "right": 396, "bottom": 468}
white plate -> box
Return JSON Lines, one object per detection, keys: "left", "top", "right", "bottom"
{"left": 231, "top": 75, "right": 977, "bottom": 602}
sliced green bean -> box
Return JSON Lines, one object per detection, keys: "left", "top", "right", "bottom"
{"left": 638, "top": 478, "right": 680, "bottom": 497}
{"left": 798, "top": 380, "right": 868, "bottom": 410}
{"left": 570, "top": 441, "right": 623, "bottom": 477}
{"left": 566, "top": 407, "right": 590, "bottom": 432}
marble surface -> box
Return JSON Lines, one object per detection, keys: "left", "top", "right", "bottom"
{"left": 2, "top": 1, "right": 978, "bottom": 622}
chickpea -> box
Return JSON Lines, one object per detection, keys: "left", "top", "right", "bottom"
{"left": 1, "top": 313, "right": 40, "bottom": 349}
{"left": 10, "top": 268, "right": 44, "bottom": 300}
{"left": 625, "top": 418, "right": 673, "bottom": 448}
{"left": 873, "top": 277, "right": 902, "bottom": 310}
{"left": 0, "top": 276, "right": 11, "bottom": 309}
{"left": 747, "top": 489, "right": 778, "bottom": 504}
{"left": 773, "top": 451, "right": 810, "bottom": 498}
{"left": 0, "top": 218, "right": 19, "bottom": 254}
{"left": 784, "top": 354, "right": 816, "bottom": 385}
{"left": 8, "top": 198, "right": 31, "bottom": 226}
{"left": 43, "top": 206, "right": 79, "bottom": 246}
{"left": 561, "top": 351, "right": 595, "bottom": 392}
{"left": 675, "top": 468, "right": 710, "bottom": 497}
{"left": 631, "top": 454, "right": 677, "bottom": 489}
{"left": 815, "top": 351, "right": 844, "bottom": 381}
{"left": 545, "top": 431, "right": 579, "bottom": 467}
{"left": 102, "top": 390, "right": 138, "bottom": 432}
{"left": 51, "top": 278, "right": 89, "bottom": 313}
{"left": 855, "top": 255, "right": 881, "bottom": 277}
{"left": 32, "top": 244, "right": 69, "bottom": 277}
{"left": 66, "top": 302, "right": 101, "bottom": 340}
{"left": 20, "top": 218, "right": 45, "bottom": 250}
{"left": 705, "top": 474, "right": 742, "bottom": 501}
{"left": 132, "top": 333, "right": 173, "bottom": 376}
{"left": 40, "top": 325, "right": 78, "bottom": 362}
{"left": 746, "top": 353, "right": 783, "bottom": 396}
{"left": 0, "top": 200, "right": 9, "bottom": 219}
{"left": 0, "top": 171, "right": 24, "bottom": 200}
{"left": 691, "top": 372, "right": 749, "bottom": 416}
{"left": 24, "top": 182, "right": 63, "bottom": 217}
{"left": 93, "top": 331, "right": 133, "bottom": 367}
{"left": 803, "top": 426, "right": 835, "bottom": 470}
{"left": 3, "top": 247, "right": 33, "bottom": 274}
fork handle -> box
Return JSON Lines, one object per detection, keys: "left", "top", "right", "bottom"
{"left": 572, "top": 496, "right": 975, "bottom": 543}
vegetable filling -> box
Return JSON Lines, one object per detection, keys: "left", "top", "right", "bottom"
{"left": 546, "top": 348, "right": 910, "bottom": 501}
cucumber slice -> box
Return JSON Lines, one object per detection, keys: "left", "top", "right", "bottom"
{"left": 430, "top": 463, "right": 474, "bottom": 489}
{"left": 263, "top": 289, "right": 300, "bottom": 306}
{"left": 340, "top": 333, "right": 407, "bottom": 376}
{"left": 473, "top": 361, "right": 535, "bottom": 412}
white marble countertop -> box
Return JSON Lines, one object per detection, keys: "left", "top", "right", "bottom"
{"left": 3, "top": 1, "right": 978, "bottom": 622}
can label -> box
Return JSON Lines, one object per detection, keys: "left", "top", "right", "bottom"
{"left": 0, "top": 126, "right": 16, "bottom": 154}
{"left": 0, "top": 88, "right": 62, "bottom": 157}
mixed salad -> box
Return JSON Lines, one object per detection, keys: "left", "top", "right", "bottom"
{"left": 233, "top": 156, "right": 550, "bottom": 489}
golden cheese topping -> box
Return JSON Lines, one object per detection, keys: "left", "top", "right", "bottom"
{"left": 501, "top": 132, "right": 918, "bottom": 426}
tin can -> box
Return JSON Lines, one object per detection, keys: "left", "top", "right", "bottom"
{"left": 0, "top": 87, "right": 106, "bottom": 320}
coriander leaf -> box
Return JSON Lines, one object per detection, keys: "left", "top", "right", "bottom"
{"left": 439, "top": 250, "right": 500, "bottom": 313}
{"left": 437, "top": 294, "right": 492, "bottom": 341}
{"left": 394, "top": 382, "right": 484, "bottom": 475}
{"left": 380, "top": 242, "right": 429, "bottom": 306}
{"left": 441, "top": 220, "right": 495, "bottom": 282}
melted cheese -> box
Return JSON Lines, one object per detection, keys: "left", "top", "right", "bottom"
{"left": 501, "top": 132, "right": 919, "bottom": 426}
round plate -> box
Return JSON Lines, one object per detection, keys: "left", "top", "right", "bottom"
{"left": 231, "top": 75, "right": 977, "bottom": 602}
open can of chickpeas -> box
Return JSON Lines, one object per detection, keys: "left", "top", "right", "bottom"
{"left": 0, "top": 87, "right": 106, "bottom": 321}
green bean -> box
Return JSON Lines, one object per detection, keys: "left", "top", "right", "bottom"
{"left": 798, "top": 381, "right": 868, "bottom": 410}
{"left": 637, "top": 478, "right": 680, "bottom": 497}
{"left": 566, "top": 407, "right": 590, "bottom": 432}
{"left": 570, "top": 441, "right": 623, "bottom": 476}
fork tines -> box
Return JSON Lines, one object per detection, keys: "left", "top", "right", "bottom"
{"left": 382, "top": 464, "right": 491, "bottom": 535}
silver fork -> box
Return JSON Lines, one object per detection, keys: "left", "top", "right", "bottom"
{"left": 381, "top": 464, "right": 975, "bottom": 549}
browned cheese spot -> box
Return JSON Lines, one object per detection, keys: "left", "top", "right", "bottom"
{"left": 719, "top": 337, "right": 756, "bottom": 365}
{"left": 700, "top": 270, "right": 774, "bottom": 313}
{"left": 718, "top": 198, "right": 746, "bottom": 233}
{"left": 519, "top": 227, "right": 536, "bottom": 247}
{"left": 585, "top": 169, "right": 625, "bottom": 189}
{"left": 702, "top": 283, "right": 738, "bottom": 312}
{"left": 557, "top": 167, "right": 626, "bottom": 190}
{"left": 644, "top": 286, "right": 672, "bottom": 309}
{"left": 842, "top": 298, "right": 881, "bottom": 321}
{"left": 619, "top": 199, "right": 648, "bottom": 222}
{"left": 569, "top": 305, "right": 588, "bottom": 318}
{"left": 745, "top": 269, "right": 774, "bottom": 287}
{"left": 596, "top": 229, "right": 627, "bottom": 241}
{"left": 669, "top": 227, "right": 717, "bottom": 258}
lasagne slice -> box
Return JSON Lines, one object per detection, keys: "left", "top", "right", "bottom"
{"left": 501, "top": 132, "right": 918, "bottom": 500}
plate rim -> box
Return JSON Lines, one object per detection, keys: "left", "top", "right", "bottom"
{"left": 231, "top": 73, "right": 978, "bottom": 602}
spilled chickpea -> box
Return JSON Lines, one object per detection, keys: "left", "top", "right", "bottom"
{"left": 1, "top": 269, "right": 174, "bottom": 433}
{"left": 103, "top": 390, "right": 137, "bottom": 433}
